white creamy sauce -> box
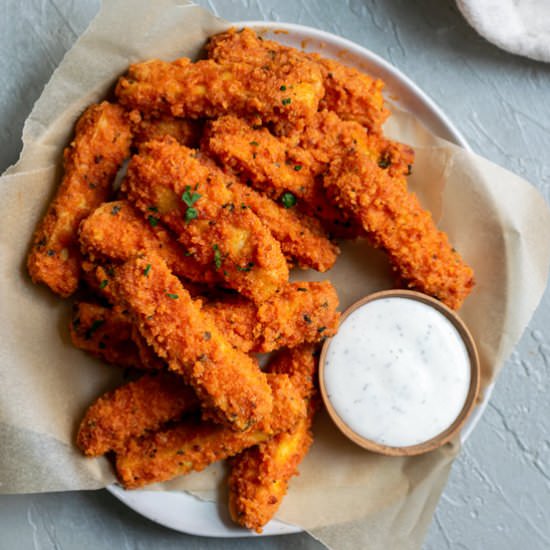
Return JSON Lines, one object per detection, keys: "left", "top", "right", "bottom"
{"left": 324, "top": 297, "right": 471, "bottom": 447}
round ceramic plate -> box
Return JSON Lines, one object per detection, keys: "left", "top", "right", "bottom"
{"left": 107, "top": 20, "right": 494, "bottom": 537}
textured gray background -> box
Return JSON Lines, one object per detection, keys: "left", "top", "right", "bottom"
{"left": 1, "top": 1, "right": 550, "bottom": 549}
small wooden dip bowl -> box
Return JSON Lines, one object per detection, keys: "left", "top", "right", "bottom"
{"left": 319, "top": 289, "right": 481, "bottom": 456}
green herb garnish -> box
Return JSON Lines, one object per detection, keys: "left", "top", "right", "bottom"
{"left": 181, "top": 185, "right": 201, "bottom": 207}
{"left": 185, "top": 207, "right": 198, "bottom": 223}
{"left": 148, "top": 215, "right": 159, "bottom": 227}
{"left": 99, "top": 279, "right": 109, "bottom": 289}
{"left": 281, "top": 97, "right": 292, "bottom": 106}
{"left": 213, "top": 244, "right": 223, "bottom": 270}
{"left": 85, "top": 319, "right": 104, "bottom": 340}
{"left": 166, "top": 292, "right": 179, "bottom": 300}
{"left": 281, "top": 192, "right": 297, "bottom": 208}
{"left": 143, "top": 264, "right": 152, "bottom": 277}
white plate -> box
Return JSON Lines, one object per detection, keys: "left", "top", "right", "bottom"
{"left": 108, "top": 20, "right": 493, "bottom": 537}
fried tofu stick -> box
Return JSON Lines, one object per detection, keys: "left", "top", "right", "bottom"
{"left": 70, "top": 302, "right": 164, "bottom": 370}
{"left": 77, "top": 373, "right": 197, "bottom": 457}
{"left": 228, "top": 180, "right": 340, "bottom": 272}
{"left": 111, "top": 253, "right": 273, "bottom": 431}
{"left": 123, "top": 137, "right": 288, "bottom": 303}
{"left": 325, "top": 151, "right": 475, "bottom": 309}
{"left": 228, "top": 345, "right": 318, "bottom": 532}
{"left": 129, "top": 111, "right": 203, "bottom": 148}
{"left": 27, "top": 102, "right": 132, "bottom": 296}
{"left": 115, "top": 56, "right": 323, "bottom": 134}
{"left": 79, "top": 200, "right": 219, "bottom": 285}
{"left": 115, "top": 374, "right": 305, "bottom": 489}
{"left": 204, "top": 282, "right": 340, "bottom": 353}
{"left": 206, "top": 28, "right": 389, "bottom": 134}
{"left": 202, "top": 115, "right": 363, "bottom": 238}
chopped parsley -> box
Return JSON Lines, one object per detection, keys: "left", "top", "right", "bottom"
{"left": 99, "top": 279, "right": 109, "bottom": 289}
{"left": 317, "top": 326, "right": 327, "bottom": 333}
{"left": 237, "top": 262, "right": 255, "bottom": 272}
{"left": 111, "top": 205, "right": 121, "bottom": 215}
{"left": 249, "top": 140, "right": 259, "bottom": 146}
{"left": 181, "top": 185, "right": 201, "bottom": 223}
{"left": 280, "top": 85, "right": 287, "bottom": 91}
{"left": 185, "top": 207, "right": 198, "bottom": 223}
{"left": 181, "top": 186, "right": 201, "bottom": 207}
{"left": 85, "top": 319, "right": 104, "bottom": 340}
{"left": 148, "top": 215, "right": 159, "bottom": 227}
{"left": 378, "top": 157, "right": 391, "bottom": 169}
{"left": 143, "top": 264, "right": 152, "bottom": 277}
{"left": 294, "top": 165, "right": 302, "bottom": 171}
{"left": 213, "top": 244, "right": 223, "bottom": 270}
{"left": 281, "top": 192, "right": 297, "bottom": 209}
{"left": 166, "top": 292, "right": 179, "bottom": 300}
{"left": 281, "top": 97, "right": 292, "bottom": 106}
{"left": 303, "top": 314, "right": 312, "bottom": 324}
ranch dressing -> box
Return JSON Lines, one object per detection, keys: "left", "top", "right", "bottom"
{"left": 323, "top": 297, "right": 471, "bottom": 447}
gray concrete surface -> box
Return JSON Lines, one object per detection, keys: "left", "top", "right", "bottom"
{"left": 1, "top": 1, "right": 550, "bottom": 549}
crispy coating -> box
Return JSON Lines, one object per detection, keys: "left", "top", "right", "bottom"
{"left": 123, "top": 137, "right": 288, "bottom": 302}
{"left": 27, "top": 102, "right": 132, "bottom": 296}
{"left": 202, "top": 114, "right": 362, "bottom": 238}
{"left": 115, "top": 374, "right": 306, "bottom": 488}
{"left": 325, "top": 151, "right": 475, "bottom": 309}
{"left": 204, "top": 282, "right": 340, "bottom": 353}
{"left": 116, "top": 55, "right": 324, "bottom": 134}
{"left": 255, "top": 282, "right": 340, "bottom": 351}
{"left": 228, "top": 415, "right": 314, "bottom": 532}
{"left": 229, "top": 180, "right": 340, "bottom": 271}
{"left": 111, "top": 253, "right": 273, "bottom": 431}
{"left": 79, "top": 200, "right": 219, "bottom": 284}
{"left": 206, "top": 28, "right": 388, "bottom": 134}
{"left": 70, "top": 302, "right": 164, "bottom": 370}
{"left": 129, "top": 111, "right": 203, "bottom": 148}
{"left": 228, "top": 345, "right": 318, "bottom": 532}
{"left": 77, "top": 373, "right": 197, "bottom": 457}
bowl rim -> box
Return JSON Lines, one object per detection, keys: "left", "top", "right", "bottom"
{"left": 318, "top": 289, "right": 481, "bottom": 456}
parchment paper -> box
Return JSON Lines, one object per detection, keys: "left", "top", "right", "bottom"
{"left": 1, "top": 1, "right": 549, "bottom": 549}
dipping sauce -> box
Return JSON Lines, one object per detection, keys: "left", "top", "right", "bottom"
{"left": 323, "top": 296, "right": 472, "bottom": 448}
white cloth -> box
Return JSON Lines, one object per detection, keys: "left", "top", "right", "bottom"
{"left": 457, "top": 0, "right": 550, "bottom": 62}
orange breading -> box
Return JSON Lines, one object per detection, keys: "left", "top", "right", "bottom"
{"left": 206, "top": 28, "right": 389, "bottom": 134}
{"left": 129, "top": 111, "right": 203, "bottom": 148}
{"left": 228, "top": 416, "right": 314, "bottom": 533}
{"left": 123, "top": 137, "right": 289, "bottom": 303}
{"left": 79, "top": 200, "right": 219, "bottom": 285}
{"left": 115, "top": 374, "right": 306, "bottom": 489}
{"left": 203, "top": 282, "right": 340, "bottom": 353}
{"left": 70, "top": 302, "right": 164, "bottom": 370}
{"left": 229, "top": 180, "right": 340, "bottom": 272}
{"left": 228, "top": 345, "right": 318, "bottom": 532}
{"left": 115, "top": 56, "right": 324, "bottom": 134}
{"left": 111, "top": 253, "right": 273, "bottom": 431}
{"left": 255, "top": 282, "right": 340, "bottom": 351}
{"left": 77, "top": 373, "right": 197, "bottom": 457}
{"left": 325, "top": 151, "right": 475, "bottom": 309}
{"left": 27, "top": 102, "right": 132, "bottom": 296}
{"left": 203, "top": 115, "right": 317, "bottom": 200}
{"left": 202, "top": 114, "right": 363, "bottom": 238}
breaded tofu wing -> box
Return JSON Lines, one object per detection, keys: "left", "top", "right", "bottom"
{"left": 228, "top": 345, "right": 318, "bottom": 532}
{"left": 115, "top": 56, "right": 324, "bottom": 134}
{"left": 70, "top": 302, "right": 164, "bottom": 370}
{"left": 129, "top": 111, "right": 203, "bottom": 149}
{"left": 203, "top": 281, "right": 340, "bottom": 353}
{"left": 228, "top": 180, "right": 340, "bottom": 272}
{"left": 111, "top": 253, "right": 273, "bottom": 431}
{"left": 77, "top": 373, "right": 197, "bottom": 456}
{"left": 123, "top": 137, "right": 288, "bottom": 303}
{"left": 325, "top": 151, "right": 475, "bottom": 309}
{"left": 115, "top": 374, "right": 305, "bottom": 489}
{"left": 202, "top": 115, "right": 363, "bottom": 238}
{"left": 206, "top": 27, "right": 389, "bottom": 134}
{"left": 27, "top": 102, "right": 132, "bottom": 296}
{"left": 79, "top": 200, "right": 219, "bottom": 285}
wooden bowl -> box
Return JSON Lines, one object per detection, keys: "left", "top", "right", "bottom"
{"left": 319, "top": 289, "right": 481, "bottom": 456}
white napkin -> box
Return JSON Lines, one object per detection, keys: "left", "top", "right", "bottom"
{"left": 457, "top": 0, "right": 550, "bottom": 62}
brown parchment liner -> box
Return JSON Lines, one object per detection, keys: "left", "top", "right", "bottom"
{"left": 1, "top": 1, "right": 549, "bottom": 548}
